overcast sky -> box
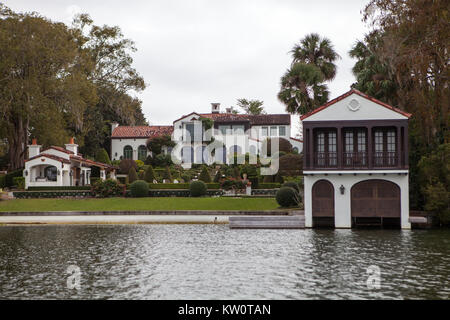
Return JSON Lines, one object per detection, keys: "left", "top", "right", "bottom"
{"left": 5, "top": 0, "right": 371, "bottom": 132}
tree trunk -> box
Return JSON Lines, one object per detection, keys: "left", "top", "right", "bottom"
{"left": 7, "top": 115, "right": 27, "bottom": 170}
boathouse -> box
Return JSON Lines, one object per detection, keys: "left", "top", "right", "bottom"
{"left": 302, "top": 89, "right": 411, "bottom": 229}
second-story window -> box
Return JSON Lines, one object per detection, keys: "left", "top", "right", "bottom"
{"left": 374, "top": 128, "right": 396, "bottom": 167}
{"left": 315, "top": 129, "right": 337, "bottom": 167}
{"left": 261, "top": 127, "right": 268, "bottom": 136}
{"left": 270, "top": 126, "right": 277, "bottom": 136}
{"left": 344, "top": 129, "right": 367, "bottom": 167}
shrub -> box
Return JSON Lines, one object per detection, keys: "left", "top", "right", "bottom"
{"left": 262, "top": 137, "right": 293, "bottom": 155}
{"left": 282, "top": 181, "right": 300, "bottom": 193}
{"left": 0, "top": 175, "right": 5, "bottom": 188}
{"left": 275, "top": 173, "right": 284, "bottom": 184}
{"left": 199, "top": 166, "right": 211, "bottom": 183}
{"left": 213, "top": 169, "right": 222, "bottom": 182}
{"left": 4, "top": 169, "right": 23, "bottom": 187}
{"left": 119, "top": 159, "right": 138, "bottom": 174}
{"left": 189, "top": 181, "right": 207, "bottom": 197}
{"left": 256, "top": 183, "right": 281, "bottom": 189}
{"left": 130, "top": 180, "right": 149, "bottom": 197}
{"left": 95, "top": 148, "right": 112, "bottom": 165}
{"left": 181, "top": 173, "right": 191, "bottom": 183}
{"left": 13, "top": 177, "right": 25, "bottom": 189}
{"left": 276, "top": 187, "right": 300, "bottom": 208}
{"left": 153, "top": 154, "right": 173, "bottom": 167}
{"left": 248, "top": 176, "right": 259, "bottom": 188}
{"left": 162, "top": 166, "right": 172, "bottom": 182}
{"left": 91, "top": 179, "right": 123, "bottom": 198}
{"left": 240, "top": 164, "right": 258, "bottom": 178}
{"left": 263, "top": 175, "right": 273, "bottom": 183}
{"left": 135, "top": 160, "right": 144, "bottom": 170}
{"left": 144, "top": 165, "right": 155, "bottom": 182}
{"left": 128, "top": 167, "right": 138, "bottom": 183}
{"left": 220, "top": 178, "right": 246, "bottom": 191}
{"left": 279, "top": 154, "right": 303, "bottom": 176}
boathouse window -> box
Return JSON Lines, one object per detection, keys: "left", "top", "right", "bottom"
{"left": 123, "top": 145, "right": 133, "bottom": 160}
{"left": 343, "top": 129, "right": 367, "bottom": 166}
{"left": 315, "top": 129, "right": 337, "bottom": 167}
{"left": 374, "top": 128, "right": 397, "bottom": 166}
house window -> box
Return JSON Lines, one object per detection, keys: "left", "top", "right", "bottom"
{"left": 314, "top": 129, "right": 337, "bottom": 167}
{"left": 233, "top": 125, "right": 245, "bottom": 134}
{"left": 137, "top": 145, "right": 147, "bottom": 161}
{"left": 344, "top": 129, "right": 367, "bottom": 166}
{"left": 261, "top": 127, "right": 268, "bottom": 136}
{"left": 374, "top": 128, "right": 396, "bottom": 166}
{"left": 185, "top": 123, "right": 195, "bottom": 141}
{"left": 270, "top": 126, "right": 277, "bottom": 136}
{"left": 219, "top": 125, "right": 231, "bottom": 135}
{"left": 44, "top": 166, "right": 57, "bottom": 181}
{"left": 123, "top": 145, "right": 133, "bottom": 160}
{"left": 279, "top": 126, "right": 286, "bottom": 136}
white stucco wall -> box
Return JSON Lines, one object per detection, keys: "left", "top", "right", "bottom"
{"left": 304, "top": 171, "right": 410, "bottom": 229}
{"left": 111, "top": 138, "right": 148, "bottom": 161}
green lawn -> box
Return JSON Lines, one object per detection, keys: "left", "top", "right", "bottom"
{"left": 0, "top": 197, "right": 279, "bottom": 212}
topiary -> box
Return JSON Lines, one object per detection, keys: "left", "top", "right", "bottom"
{"left": 119, "top": 159, "right": 138, "bottom": 174}
{"left": 276, "top": 187, "right": 300, "bottom": 208}
{"left": 181, "top": 173, "right": 191, "bottom": 183}
{"left": 95, "top": 148, "right": 112, "bottom": 165}
{"left": 282, "top": 181, "right": 300, "bottom": 193}
{"left": 162, "top": 166, "right": 172, "bottom": 182}
{"left": 144, "top": 165, "right": 155, "bottom": 182}
{"left": 130, "top": 180, "right": 149, "bottom": 197}
{"left": 128, "top": 167, "right": 138, "bottom": 183}
{"left": 189, "top": 180, "right": 207, "bottom": 197}
{"left": 199, "top": 166, "right": 211, "bottom": 183}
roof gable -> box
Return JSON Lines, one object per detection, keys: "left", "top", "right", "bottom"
{"left": 301, "top": 89, "right": 411, "bottom": 121}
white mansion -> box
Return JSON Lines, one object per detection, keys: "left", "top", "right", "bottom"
{"left": 110, "top": 103, "right": 303, "bottom": 166}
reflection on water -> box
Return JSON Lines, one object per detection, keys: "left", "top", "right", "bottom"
{"left": 0, "top": 225, "right": 449, "bottom": 299}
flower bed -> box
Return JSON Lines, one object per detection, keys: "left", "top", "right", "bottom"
{"left": 13, "top": 191, "right": 93, "bottom": 198}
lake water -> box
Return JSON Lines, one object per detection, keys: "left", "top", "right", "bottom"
{"left": 0, "top": 225, "right": 449, "bottom": 299}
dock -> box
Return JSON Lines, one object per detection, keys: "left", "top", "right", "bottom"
{"left": 229, "top": 215, "right": 305, "bottom": 229}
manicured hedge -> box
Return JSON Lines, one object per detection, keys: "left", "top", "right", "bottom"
{"left": 251, "top": 189, "right": 278, "bottom": 196}
{"left": 254, "top": 183, "right": 281, "bottom": 189}
{"left": 0, "top": 175, "right": 5, "bottom": 188}
{"left": 13, "top": 191, "right": 93, "bottom": 198}
{"left": 148, "top": 183, "right": 220, "bottom": 190}
{"left": 147, "top": 189, "right": 223, "bottom": 197}
{"left": 27, "top": 186, "right": 92, "bottom": 191}
{"left": 3, "top": 170, "right": 23, "bottom": 188}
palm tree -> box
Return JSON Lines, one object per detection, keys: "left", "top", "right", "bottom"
{"left": 349, "top": 32, "right": 397, "bottom": 105}
{"left": 278, "top": 63, "right": 329, "bottom": 114}
{"left": 291, "top": 33, "right": 340, "bottom": 81}
{"left": 236, "top": 99, "right": 266, "bottom": 115}
{"left": 278, "top": 33, "right": 339, "bottom": 115}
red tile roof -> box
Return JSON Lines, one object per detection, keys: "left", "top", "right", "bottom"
{"left": 25, "top": 153, "right": 71, "bottom": 164}
{"left": 111, "top": 126, "right": 174, "bottom": 138}
{"left": 70, "top": 155, "right": 117, "bottom": 170}
{"left": 173, "top": 112, "right": 291, "bottom": 125}
{"left": 300, "top": 89, "right": 412, "bottom": 121}
{"left": 43, "top": 146, "right": 74, "bottom": 154}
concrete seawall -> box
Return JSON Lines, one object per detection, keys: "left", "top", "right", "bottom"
{"left": 0, "top": 210, "right": 304, "bottom": 225}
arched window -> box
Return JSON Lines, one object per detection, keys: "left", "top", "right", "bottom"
{"left": 123, "top": 145, "right": 133, "bottom": 160}
{"left": 138, "top": 145, "right": 147, "bottom": 161}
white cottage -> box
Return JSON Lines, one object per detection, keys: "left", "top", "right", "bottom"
{"left": 302, "top": 89, "right": 411, "bottom": 229}
{"left": 24, "top": 138, "right": 116, "bottom": 189}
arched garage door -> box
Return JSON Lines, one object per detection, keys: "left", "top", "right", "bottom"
{"left": 351, "top": 180, "right": 400, "bottom": 218}
{"left": 312, "top": 180, "right": 334, "bottom": 217}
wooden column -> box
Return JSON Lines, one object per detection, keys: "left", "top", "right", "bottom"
{"left": 397, "top": 125, "right": 402, "bottom": 168}
{"left": 368, "top": 126, "right": 373, "bottom": 169}
{"left": 309, "top": 127, "right": 314, "bottom": 169}
{"left": 337, "top": 126, "right": 342, "bottom": 168}
{"left": 403, "top": 125, "right": 409, "bottom": 168}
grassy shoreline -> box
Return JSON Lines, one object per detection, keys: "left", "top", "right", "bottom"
{"left": 0, "top": 197, "right": 279, "bottom": 212}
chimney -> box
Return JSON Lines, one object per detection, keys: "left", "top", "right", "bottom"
{"left": 111, "top": 122, "right": 119, "bottom": 135}
{"left": 28, "top": 139, "right": 41, "bottom": 158}
{"left": 65, "top": 137, "right": 78, "bottom": 155}
{"left": 225, "top": 107, "right": 232, "bottom": 114}
{"left": 211, "top": 103, "right": 220, "bottom": 114}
